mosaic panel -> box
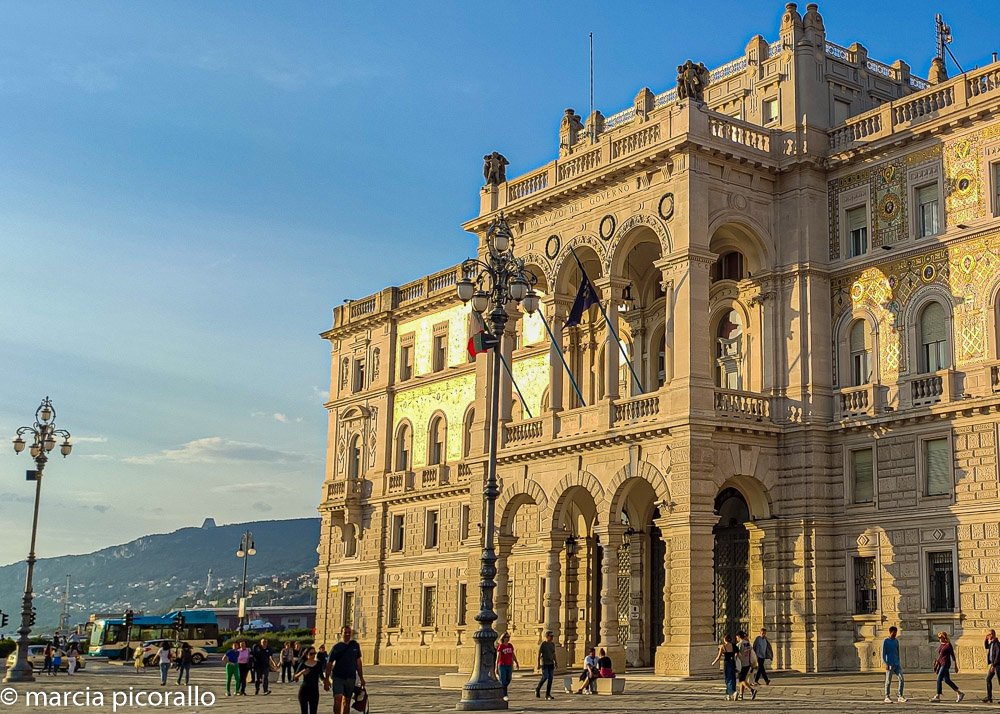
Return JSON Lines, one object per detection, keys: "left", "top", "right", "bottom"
{"left": 511, "top": 352, "right": 548, "bottom": 416}
{"left": 393, "top": 371, "right": 477, "bottom": 467}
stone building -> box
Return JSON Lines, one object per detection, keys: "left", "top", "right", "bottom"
{"left": 316, "top": 3, "right": 1000, "bottom": 675}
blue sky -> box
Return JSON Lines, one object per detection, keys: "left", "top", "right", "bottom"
{"left": 0, "top": 0, "right": 996, "bottom": 565}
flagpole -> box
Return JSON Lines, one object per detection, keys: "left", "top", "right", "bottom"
{"left": 538, "top": 310, "right": 586, "bottom": 408}
{"left": 473, "top": 312, "right": 534, "bottom": 420}
{"left": 569, "top": 247, "right": 645, "bottom": 394}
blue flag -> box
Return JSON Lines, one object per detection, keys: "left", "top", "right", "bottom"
{"left": 563, "top": 268, "right": 599, "bottom": 329}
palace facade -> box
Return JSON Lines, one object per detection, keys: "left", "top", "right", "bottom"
{"left": 316, "top": 3, "right": 1000, "bottom": 675}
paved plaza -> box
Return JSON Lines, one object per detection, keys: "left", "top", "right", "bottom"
{"left": 0, "top": 661, "right": 994, "bottom": 713}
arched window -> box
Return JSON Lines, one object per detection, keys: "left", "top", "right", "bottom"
{"left": 428, "top": 415, "right": 446, "bottom": 466}
{"left": 716, "top": 310, "right": 744, "bottom": 390}
{"left": 347, "top": 435, "right": 362, "bottom": 479}
{"left": 510, "top": 398, "right": 523, "bottom": 423}
{"left": 395, "top": 423, "right": 412, "bottom": 471}
{"left": 848, "top": 320, "right": 872, "bottom": 386}
{"left": 918, "top": 302, "right": 949, "bottom": 373}
{"left": 712, "top": 252, "right": 747, "bottom": 282}
{"left": 462, "top": 408, "right": 475, "bottom": 458}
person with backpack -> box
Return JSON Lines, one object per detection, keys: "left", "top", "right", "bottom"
{"left": 752, "top": 628, "right": 773, "bottom": 685}
{"left": 735, "top": 631, "right": 757, "bottom": 700}
{"left": 176, "top": 643, "right": 193, "bottom": 686}
{"left": 983, "top": 629, "right": 1000, "bottom": 703}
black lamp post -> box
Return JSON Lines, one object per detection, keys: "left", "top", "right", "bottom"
{"left": 455, "top": 211, "right": 539, "bottom": 710}
{"left": 236, "top": 531, "right": 256, "bottom": 633}
{"left": 4, "top": 397, "right": 72, "bottom": 684}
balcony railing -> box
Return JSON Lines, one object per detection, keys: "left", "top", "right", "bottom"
{"left": 386, "top": 470, "right": 414, "bottom": 494}
{"left": 504, "top": 417, "right": 544, "bottom": 447}
{"left": 714, "top": 389, "right": 771, "bottom": 422}
{"left": 900, "top": 369, "right": 963, "bottom": 408}
{"left": 613, "top": 393, "right": 661, "bottom": 426}
{"left": 420, "top": 464, "right": 448, "bottom": 488}
{"left": 835, "top": 384, "right": 887, "bottom": 419}
{"left": 326, "top": 478, "right": 362, "bottom": 503}
{"left": 993, "top": 364, "right": 1000, "bottom": 394}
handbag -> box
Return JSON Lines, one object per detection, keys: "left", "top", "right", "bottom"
{"left": 933, "top": 661, "right": 940, "bottom": 673}
{"left": 352, "top": 687, "right": 368, "bottom": 712}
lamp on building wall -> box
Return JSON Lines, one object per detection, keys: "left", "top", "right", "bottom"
{"left": 4, "top": 397, "right": 72, "bottom": 684}
{"left": 455, "top": 210, "right": 538, "bottom": 711}
{"left": 565, "top": 535, "right": 578, "bottom": 557}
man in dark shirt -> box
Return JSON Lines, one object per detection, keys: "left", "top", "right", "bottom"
{"left": 324, "top": 626, "right": 364, "bottom": 714}
{"left": 251, "top": 638, "right": 276, "bottom": 695}
{"left": 535, "top": 630, "right": 557, "bottom": 700}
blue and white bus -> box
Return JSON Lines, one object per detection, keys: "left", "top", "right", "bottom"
{"left": 87, "top": 610, "right": 220, "bottom": 658}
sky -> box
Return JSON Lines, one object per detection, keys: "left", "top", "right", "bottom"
{"left": 0, "top": 0, "right": 997, "bottom": 566}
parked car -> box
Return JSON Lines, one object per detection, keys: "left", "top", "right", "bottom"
{"left": 140, "top": 639, "right": 208, "bottom": 666}
{"left": 5, "top": 645, "right": 85, "bottom": 672}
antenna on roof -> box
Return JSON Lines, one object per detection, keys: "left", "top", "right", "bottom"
{"left": 589, "top": 32, "right": 595, "bottom": 143}
{"left": 936, "top": 13, "right": 965, "bottom": 74}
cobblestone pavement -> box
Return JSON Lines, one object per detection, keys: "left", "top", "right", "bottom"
{"left": 0, "top": 661, "right": 994, "bottom": 713}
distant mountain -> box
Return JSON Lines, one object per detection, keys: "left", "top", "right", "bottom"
{"left": 0, "top": 518, "right": 320, "bottom": 633}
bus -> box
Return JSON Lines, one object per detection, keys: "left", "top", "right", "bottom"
{"left": 87, "top": 610, "right": 220, "bottom": 658}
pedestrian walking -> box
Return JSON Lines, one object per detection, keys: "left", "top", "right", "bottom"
{"left": 316, "top": 644, "right": 328, "bottom": 670}
{"left": 66, "top": 645, "right": 78, "bottom": 676}
{"left": 222, "top": 643, "right": 240, "bottom": 696}
{"left": 574, "top": 647, "right": 598, "bottom": 695}
{"left": 292, "top": 641, "right": 302, "bottom": 671}
{"left": 51, "top": 650, "right": 62, "bottom": 676}
{"left": 236, "top": 641, "right": 252, "bottom": 695}
{"left": 252, "top": 638, "right": 276, "bottom": 695}
{"left": 931, "top": 631, "right": 964, "bottom": 703}
{"left": 280, "top": 641, "right": 295, "bottom": 683}
{"left": 42, "top": 644, "right": 53, "bottom": 675}
{"left": 881, "top": 625, "right": 906, "bottom": 703}
{"left": 535, "top": 630, "right": 557, "bottom": 700}
{"left": 495, "top": 632, "right": 519, "bottom": 701}
{"left": 983, "top": 629, "right": 1000, "bottom": 703}
{"left": 294, "top": 647, "right": 328, "bottom": 714}
{"left": 133, "top": 645, "right": 145, "bottom": 673}
{"left": 155, "top": 642, "right": 172, "bottom": 686}
{"left": 712, "top": 633, "right": 738, "bottom": 700}
{"left": 752, "top": 628, "right": 773, "bottom": 686}
{"left": 735, "top": 630, "right": 758, "bottom": 700}
{"left": 324, "top": 626, "right": 365, "bottom": 714}
{"left": 176, "top": 643, "right": 193, "bottom": 686}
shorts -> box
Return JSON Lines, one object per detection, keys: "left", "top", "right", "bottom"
{"left": 331, "top": 677, "right": 356, "bottom": 697}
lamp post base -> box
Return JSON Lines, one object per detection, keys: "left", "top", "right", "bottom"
{"left": 456, "top": 680, "right": 507, "bottom": 711}
{"left": 3, "top": 661, "right": 36, "bottom": 683}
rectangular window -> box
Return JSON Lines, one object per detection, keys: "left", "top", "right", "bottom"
{"left": 459, "top": 504, "right": 470, "bottom": 541}
{"left": 352, "top": 359, "right": 365, "bottom": 392}
{"left": 399, "top": 342, "right": 413, "bottom": 381}
{"left": 390, "top": 514, "right": 405, "bottom": 552}
{"left": 924, "top": 437, "right": 951, "bottom": 496}
{"left": 762, "top": 97, "right": 779, "bottom": 125}
{"left": 853, "top": 556, "right": 878, "bottom": 614}
{"left": 433, "top": 334, "right": 447, "bottom": 372}
{"left": 928, "top": 551, "right": 955, "bottom": 612}
{"left": 993, "top": 162, "right": 1000, "bottom": 217}
{"left": 917, "top": 183, "right": 940, "bottom": 237}
{"left": 834, "top": 98, "right": 852, "bottom": 124}
{"left": 387, "top": 588, "right": 402, "bottom": 628}
{"left": 847, "top": 206, "right": 868, "bottom": 257}
{"left": 422, "top": 586, "right": 437, "bottom": 627}
{"left": 343, "top": 591, "right": 355, "bottom": 628}
{"left": 425, "top": 510, "right": 439, "bottom": 549}
{"left": 457, "top": 583, "right": 467, "bottom": 626}
{"left": 851, "top": 448, "right": 874, "bottom": 504}
{"left": 537, "top": 578, "right": 546, "bottom": 623}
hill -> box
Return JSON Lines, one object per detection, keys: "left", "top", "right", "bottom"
{"left": 0, "top": 517, "right": 320, "bottom": 633}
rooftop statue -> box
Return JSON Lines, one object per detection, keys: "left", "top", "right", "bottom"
{"left": 483, "top": 151, "right": 510, "bottom": 187}
{"left": 676, "top": 59, "right": 711, "bottom": 102}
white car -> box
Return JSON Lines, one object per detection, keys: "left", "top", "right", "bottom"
{"left": 140, "top": 640, "right": 208, "bottom": 666}
{"left": 5, "top": 645, "right": 85, "bottom": 672}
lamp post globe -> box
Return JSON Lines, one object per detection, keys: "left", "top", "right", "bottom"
{"left": 3, "top": 397, "right": 71, "bottom": 684}
{"left": 455, "top": 211, "right": 537, "bottom": 711}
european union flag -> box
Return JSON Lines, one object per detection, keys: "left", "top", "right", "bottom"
{"left": 563, "top": 269, "right": 599, "bottom": 329}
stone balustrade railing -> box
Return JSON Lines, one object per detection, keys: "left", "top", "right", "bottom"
{"left": 992, "top": 364, "right": 1000, "bottom": 394}
{"left": 456, "top": 462, "right": 473, "bottom": 483}
{"left": 504, "top": 417, "right": 544, "bottom": 446}
{"left": 714, "top": 389, "right": 771, "bottom": 422}
{"left": 835, "top": 384, "right": 888, "bottom": 419}
{"left": 909, "top": 373, "right": 945, "bottom": 407}
{"left": 707, "top": 115, "right": 770, "bottom": 153}
{"left": 386, "top": 471, "right": 413, "bottom": 494}
{"left": 613, "top": 393, "right": 661, "bottom": 425}
{"left": 506, "top": 170, "right": 549, "bottom": 202}
{"left": 349, "top": 296, "right": 377, "bottom": 319}
{"left": 327, "top": 478, "right": 362, "bottom": 502}
{"left": 420, "top": 464, "right": 448, "bottom": 488}
{"left": 829, "top": 61, "right": 1000, "bottom": 152}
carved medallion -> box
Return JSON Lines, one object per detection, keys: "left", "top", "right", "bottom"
{"left": 545, "top": 234, "right": 561, "bottom": 260}
{"left": 921, "top": 263, "right": 936, "bottom": 282}
{"left": 658, "top": 192, "right": 675, "bottom": 220}
{"left": 599, "top": 214, "right": 617, "bottom": 240}
{"left": 880, "top": 193, "right": 900, "bottom": 221}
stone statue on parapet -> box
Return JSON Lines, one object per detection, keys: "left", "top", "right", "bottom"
{"left": 483, "top": 151, "right": 510, "bottom": 187}
{"left": 559, "top": 109, "right": 585, "bottom": 155}
{"left": 676, "top": 59, "right": 711, "bottom": 102}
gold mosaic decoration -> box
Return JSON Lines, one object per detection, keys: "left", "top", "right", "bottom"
{"left": 943, "top": 128, "right": 997, "bottom": 225}
{"left": 393, "top": 371, "right": 476, "bottom": 467}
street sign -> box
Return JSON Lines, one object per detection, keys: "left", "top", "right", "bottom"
{"left": 26, "top": 470, "right": 37, "bottom": 481}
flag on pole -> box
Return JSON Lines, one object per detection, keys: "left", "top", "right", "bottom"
{"left": 467, "top": 330, "right": 491, "bottom": 358}
{"left": 564, "top": 269, "right": 599, "bottom": 329}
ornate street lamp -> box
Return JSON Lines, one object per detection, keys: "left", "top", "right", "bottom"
{"left": 236, "top": 531, "right": 256, "bottom": 633}
{"left": 456, "top": 211, "right": 539, "bottom": 710}
{"left": 4, "top": 397, "right": 72, "bottom": 684}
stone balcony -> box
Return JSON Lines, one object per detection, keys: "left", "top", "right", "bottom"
{"left": 325, "top": 477, "right": 363, "bottom": 506}
{"left": 898, "top": 369, "right": 965, "bottom": 409}
{"left": 713, "top": 388, "right": 772, "bottom": 423}
{"left": 835, "top": 383, "right": 889, "bottom": 420}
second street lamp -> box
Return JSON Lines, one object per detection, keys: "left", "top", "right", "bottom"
{"left": 456, "top": 211, "right": 538, "bottom": 711}
{"left": 4, "top": 397, "right": 72, "bottom": 684}
{"left": 236, "top": 531, "right": 256, "bottom": 633}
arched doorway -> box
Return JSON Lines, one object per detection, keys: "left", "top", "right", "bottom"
{"left": 713, "top": 488, "right": 750, "bottom": 642}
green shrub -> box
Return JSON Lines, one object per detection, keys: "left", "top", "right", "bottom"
{"left": 220, "top": 636, "right": 313, "bottom": 651}
{"left": 0, "top": 639, "right": 15, "bottom": 659}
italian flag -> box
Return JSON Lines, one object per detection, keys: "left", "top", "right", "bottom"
{"left": 467, "top": 331, "right": 490, "bottom": 358}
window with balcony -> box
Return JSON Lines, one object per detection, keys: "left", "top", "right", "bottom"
{"left": 916, "top": 183, "right": 940, "bottom": 237}
{"left": 395, "top": 422, "right": 412, "bottom": 471}
{"left": 850, "top": 447, "right": 874, "bottom": 504}
{"left": 715, "top": 310, "right": 744, "bottom": 390}
{"left": 927, "top": 551, "right": 955, "bottom": 612}
{"left": 853, "top": 556, "right": 878, "bottom": 614}
{"left": 847, "top": 206, "right": 868, "bottom": 258}
{"left": 347, "top": 435, "right": 362, "bottom": 479}
{"left": 762, "top": 97, "right": 779, "bottom": 125}
{"left": 848, "top": 320, "right": 872, "bottom": 386}
{"left": 923, "top": 436, "right": 951, "bottom": 497}
{"left": 918, "top": 302, "right": 949, "bottom": 373}
{"left": 428, "top": 415, "right": 446, "bottom": 465}
{"left": 390, "top": 514, "right": 405, "bottom": 552}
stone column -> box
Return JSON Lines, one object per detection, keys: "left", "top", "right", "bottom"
{"left": 653, "top": 516, "right": 672, "bottom": 649}
{"left": 658, "top": 271, "right": 675, "bottom": 385}
{"left": 625, "top": 533, "right": 644, "bottom": 665}
{"left": 543, "top": 538, "right": 568, "bottom": 669}
{"left": 596, "top": 526, "right": 626, "bottom": 671}
{"left": 593, "top": 278, "right": 625, "bottom": 400}
{"left": 745, "top": 521, "right": 766, "bottom": 636}
{"left": 545, "top": 299, "right": 567, "bottom": 413}
{"left": 494, "top": 534, "right": 516, "bottom": 636}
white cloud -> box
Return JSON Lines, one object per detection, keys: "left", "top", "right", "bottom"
{"left": 311, "top": 386, "right": 330, "bottom": 402}
{"left": 273, "top": 413, "right": 288, "bottom": 423}
{"left": 80, "top": 454, "right": 115, "bottom": 461}
{"left": 73, "top": 435, "right": 108, "bottom": 443}
{"left": 123, "top": 437, "right": 308, "bottom": 465}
